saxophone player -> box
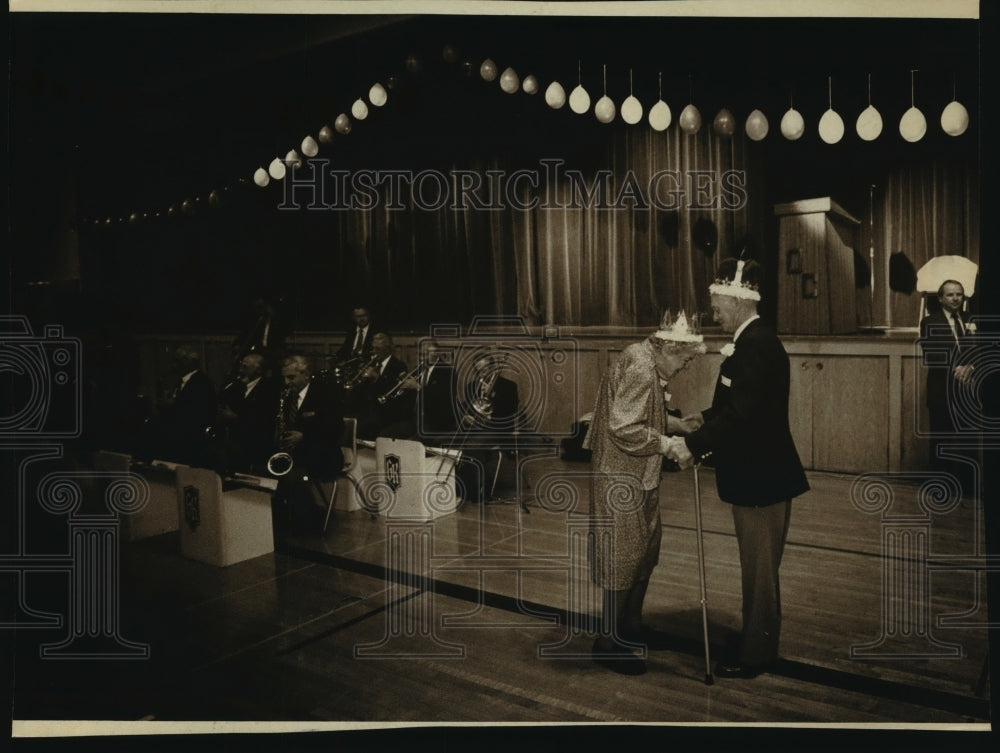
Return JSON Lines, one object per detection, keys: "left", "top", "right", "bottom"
{"left": 274, "top": 354, "right": 344, "bottom": 533}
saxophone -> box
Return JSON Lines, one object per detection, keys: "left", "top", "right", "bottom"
{"left": 266, "top": 387, "right": 295, "bottom": 477}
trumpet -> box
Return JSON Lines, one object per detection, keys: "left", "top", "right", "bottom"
{"left": 376, "top": 361, "right": 428, "bottom": 404}
{"left": 342, "top": 353, "right": 380, "bottom": 392}
{"left": 266, "top": 387, "right": 296, "bottom": 477}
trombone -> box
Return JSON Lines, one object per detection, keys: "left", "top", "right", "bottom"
{"left": 377, "top": 360, "right": 429, "bottom": 405}
{"left": 342, "top": 353, "right": 381, "bottom": 392}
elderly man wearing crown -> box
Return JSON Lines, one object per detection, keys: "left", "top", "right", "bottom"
{"left": 584, "top": 309, "right": 706, "bottom": 675}
{"left": 666, "top": 257, "right": 809, "bottom": 679}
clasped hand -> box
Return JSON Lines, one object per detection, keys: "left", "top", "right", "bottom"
{"left": 660, "top": 435, "right": 694, "bottom": 469}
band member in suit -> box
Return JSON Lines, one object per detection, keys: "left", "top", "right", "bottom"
{"left": 453, "top": 352, "right": 521, "bottom": 503}
{"left": 232, "top": 293, "right": 291, "bottom": 369}
{"left": 217, "top": 352, "right": 281, "bottom": 474}
{"left": 153, "top": 345, "right": 217, "bottom": 466}
{"left": 353, "top": 333, "right": 416, "bottom": 441}
{"left": 667, "top": 258, "right": 809, "bottom": 679}
{"left": 584, "top": 313, "right": 706, "bottom": 675}
{"left": 335, "top": 305, "right": 375, "bottom": 364}
{"left": 407, "top": 342, "right": 459, "bottom": 440}
{"left": 919, "top": 279, "right": 976, "bottom": 495}
{"left": 275, "top": 354, "right": 344, "bottom": 532}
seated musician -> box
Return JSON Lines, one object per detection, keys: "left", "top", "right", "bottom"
{"left": 351, "top": 332, "right": 417, "bottom": 441}
{"left": 453, "top": 351, "right": 520, "bottom": 503}
{"left": 217, "top": 352, "right": 281, "bottom": 474}
{"left": 273, "top": 354, "right": 344, "bottom": 533}
{"left": 394, "top": 341, "right": 459, "bottom": 442}
{"left": 147, "top": 345, "right": 217, "bottom": 467}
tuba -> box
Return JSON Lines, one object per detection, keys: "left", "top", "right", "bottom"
{"left": 266, "top": 387, "right": 295, "bottom": 477}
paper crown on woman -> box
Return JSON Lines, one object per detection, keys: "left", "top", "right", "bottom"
{"left": 709, "top": 257, "right": 762, "bottom": 301}
{"left": 654, "top": 310, "right": 704, "bottom": 342}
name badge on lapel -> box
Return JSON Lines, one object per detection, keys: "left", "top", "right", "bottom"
{"left": 721, "top": 375, "right": 732, "bottom": 387}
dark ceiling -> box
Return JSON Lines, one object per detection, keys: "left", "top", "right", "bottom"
{"left": 9, "top": 11, "right": 982, "bottom": 222}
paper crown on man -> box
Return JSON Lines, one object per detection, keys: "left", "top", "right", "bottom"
{"left": 709, "top": 257, "right": 762, "bottom": 301}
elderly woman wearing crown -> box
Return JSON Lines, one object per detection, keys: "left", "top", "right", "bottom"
{"left": 583, "top": 309, "right": 706, "bottom": 675}
{"left": 667, "top": 257, "right": 810, "bottom": 679}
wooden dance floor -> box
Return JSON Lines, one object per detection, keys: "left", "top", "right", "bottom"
{"left": 9, "top": 451, "right": 993, "bottom": 729}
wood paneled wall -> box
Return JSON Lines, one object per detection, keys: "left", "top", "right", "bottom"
{"left": 136, "top": 328, "right": 934, "bottom": 474}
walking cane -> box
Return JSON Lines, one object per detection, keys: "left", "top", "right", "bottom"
{"left": 693, "top": 462, "right": 714, "bottom": 685}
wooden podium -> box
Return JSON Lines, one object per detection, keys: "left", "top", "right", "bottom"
{"left": 92, "top": 452, "right": 181, "bottom": 541}
{"left": 774, "top": 197, "right": 861, "bottom": 334}
{"left": 356, "top": 437, "right": 460, "bottom": 521}
{"left": 175, "top": 467, "right": 276, "bottom": 567}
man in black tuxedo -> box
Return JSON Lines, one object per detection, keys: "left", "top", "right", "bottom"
{"left": 218, "top": 352, "right": 280, "bottom": 474}
{"left": 353, "top": 333, "right": 416, "bottom": 441}
{"left": 233, "top": 293, "right": 291, "bottom": 368}
{"left": 335, "top": 305, "right": 375, "bottom": 364}
{"left": 275, "top": 354, "right": 344, "bottom": 532}
{"left": 919, "top": 279, "right": 977, "bottom": 494}
{"left": 667, "top": 258, "right": 809, "bottom": 679}
{"left": 154, "top": 345, "right": 217, "bottom": 466}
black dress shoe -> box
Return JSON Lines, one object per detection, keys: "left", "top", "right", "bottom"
{"left": 714, "top": 661, "right": 768, "bottom": 679}
{"left": 592, "top": 638, "right": 647, "bottom": 676}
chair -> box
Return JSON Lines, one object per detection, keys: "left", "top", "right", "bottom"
{"left": 916, "top": 255, "right": 978, "bottom": 321}
{"left": 321, "top": 416, "right": 358, "bottom": 534}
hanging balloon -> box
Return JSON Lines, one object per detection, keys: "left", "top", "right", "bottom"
{"left": 679, "top": 103, "right": 702, "bottom": 134}
{"left": 129, "top": 212, "right": 139, "bottom": 224}
{"left": 500, "top": 67, "right": 520, "bottom": 94}
{"left": 318, "top": 125, "right": 334, "bottom": 144}
{"left": 301, "top": 135, "right": 319, "bottom": 158}
{"left": 522, "top": 75, "right": 539, "bottom": 95}
{"left": 268, "top": 157, "right": 286, "bottom": 180}
{"left": 208, "top": 189, "right": 221, "bottom": 208}
{"left": 648, "top": 99, "right": 672, "bottom": 131}
{"left": 621, "top": 94, "right": 643, "bottom": 125}
{"left": 480, "top": 58, "right": 498, "bottom": 82}
{"left": 386, "top": 75, "right": 400, "bottom": 90}
{"left": 285, "top": 149, "right": 302, "bottom": 169}
{"left": 940, "top": 100, "right": 969, "bottom": 136}
{"left": 595, "top": 95, "right": 616, "bottom": 123}
{"left": 442, "top": 44, "right": 458, "bottom": 64}
{"left": 569, "top": 85, "right": 591, "bottom": 114}
{"left": 351, "top": 99, "right": 369, "bottom": 121}
{"left": 855, "top": 105, "right": 883, "bottom": 141}
{"left": 335, "top": 113, "right": 352, "bottom": 135}
{"left": 166, "top": 207, "right": 175, "bottom": 218}
{"left": 818, "top": 108, "right": 845, "bottom": 144}
{"left": 181, "top": 199, "right": 194, "bottom": 215}
{"left": 545, "top": 81, "right": 567, "bottom": 109}
{"left": 405, "top": 55, "right": 422, "bottom": 74}
{"left": 253, "top": 167, "right": 269, "bottom": 187}
{"left": 713, "top": 108, "right": 736, "bottom": 137}
{"left": 780, "top": 108, "right": 805, "bottom": 140}
{"left": 745, "top": 109, "right": 769, "bottom": 141}
{"left": 460, "top": 61, "right": 474, "bottom": 78}
{"left": 369, "top": 82, "right": 388, "bottom": 107}
{"left": 899, "top": 106, "right": 927, "bottom": 142}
